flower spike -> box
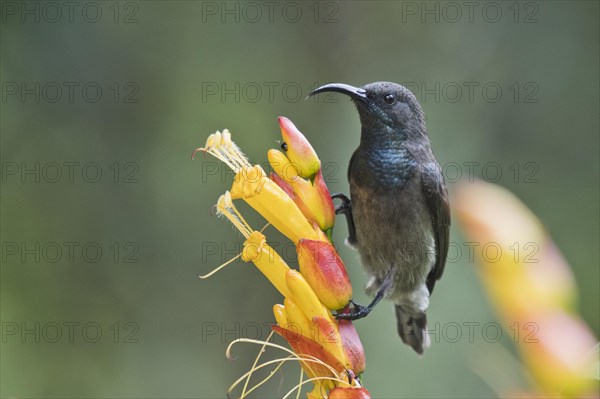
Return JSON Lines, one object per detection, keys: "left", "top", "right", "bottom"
{"left": 196, "top": 123, "right": 370, "bottom": 399}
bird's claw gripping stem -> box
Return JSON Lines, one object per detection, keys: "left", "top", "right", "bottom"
{"left": 336, "top": 286, "right": 386, "bottom": 320}
{"left": 336, "top": 269, "right": 394, "bottom": 321}
{"left": 336, "top": 300, "right": 372, "bottom": 320}
{"left": 332, "top": 193, "right": 351, "bottom": 215}
{"left": 331, "top": 193, "right": 357, "bottom": 246}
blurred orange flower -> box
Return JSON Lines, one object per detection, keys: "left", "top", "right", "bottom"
{"left": 453, "top": 180, "right": 598, "bottom": 398}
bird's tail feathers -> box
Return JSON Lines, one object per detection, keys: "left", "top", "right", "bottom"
{"left": 395, "top": 305, "right": 430, "bottom": 355}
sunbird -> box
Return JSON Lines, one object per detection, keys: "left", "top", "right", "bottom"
{"left": 309, "top": 82, "right": 450, "bottom": 354}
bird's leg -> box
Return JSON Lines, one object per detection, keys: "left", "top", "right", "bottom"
{"left": 331, "top": 193, "right": 357, "bottom": 246}
{"left": 336, "top": 269, "right": 394, "bottom": 321}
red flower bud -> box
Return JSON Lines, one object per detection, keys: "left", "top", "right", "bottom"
{"left": 297, "top": 239, "right": 352, "bottom": 310}
{"left": 338, "top": 320, "right": 366, "bottom": 375}
{"left": 272, "top": 325, "right": 345, "bottom": 378}
{"left": 278, "top": 116, "right": 320, "bottom": 178}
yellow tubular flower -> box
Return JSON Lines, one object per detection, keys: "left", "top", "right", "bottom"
{"left": 241, "top": 231, "right": 292, "bottom": 299}
{"left": 285, "top": 270, "right": 352, "bottom": 370}
{"left": 267, "top": 149, "right": 299, "bottom": 184}
{"left": 283, "top": 297, "right": 313, "bottom": 339}
{"left": 215, "top": 192, "right": 292, "bottom": 298}
{"left": 230, "top": 165, "right": 323, "bottom": 243}
{"left": 285, "top": 269, "right": 333, "bottom": 323}
{"left": 196, "top": 130, "right": 323, "bottom": 243}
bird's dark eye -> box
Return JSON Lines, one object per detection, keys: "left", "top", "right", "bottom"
{"left": 281, "top": 142, "right": 288, "bottom": 151}
{"left": 383, "top": 94, "right": 396, "bottom": 105}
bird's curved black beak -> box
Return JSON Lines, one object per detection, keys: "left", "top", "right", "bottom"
{"left": 308, "top": 83, "right": 367, "bottom": 101}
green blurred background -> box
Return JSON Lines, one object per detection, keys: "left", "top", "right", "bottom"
{"left": 1, "top": 1, "right": 598, "bottom": 398}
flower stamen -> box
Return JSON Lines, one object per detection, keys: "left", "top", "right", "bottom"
{"left": 216, "top": 192, "right": 253, "bottom": 239}
{"left": 226, "top": 338, "right": 345, "bottom": 392}
{"left": 241, "top": 330, "right": 275, "bottom": 397}
{"left": 198, "top": 253, "right": 242, "bottom": 279}
{"left": 194, "top": 129, "right": 251, "bottom": 173}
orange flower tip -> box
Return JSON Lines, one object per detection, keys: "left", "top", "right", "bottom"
{"left": 278, "top": 116, "right": 320, "bottom": 179}
{"left": 297, "top": 239, "right": 352, "bottom": 310}
{"left": 328, "top": 387, "right": 372, "bottom": 399}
